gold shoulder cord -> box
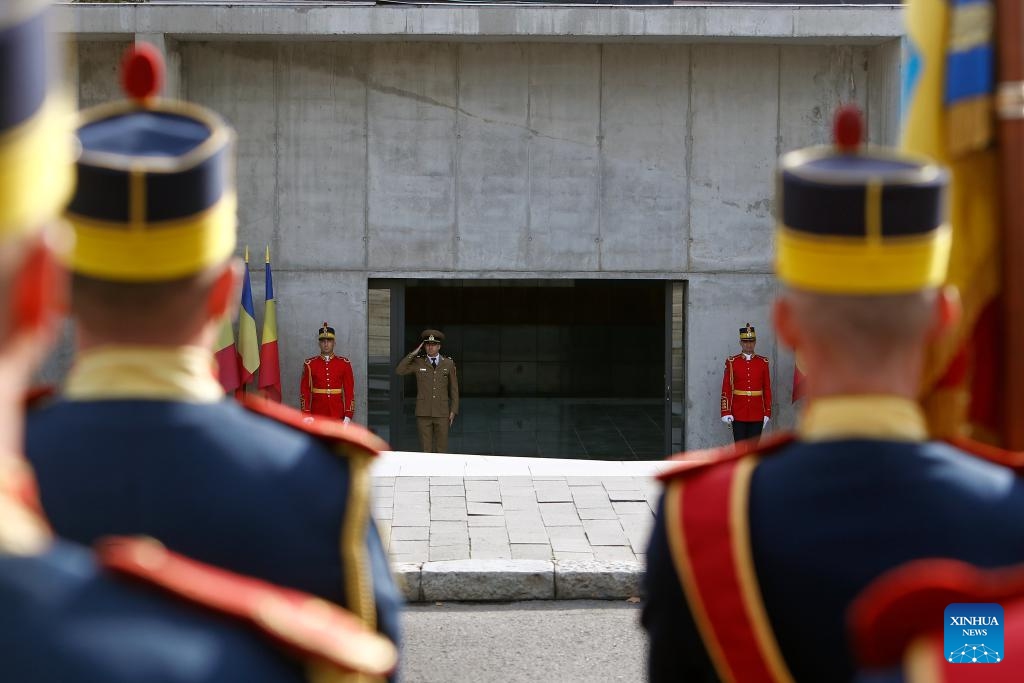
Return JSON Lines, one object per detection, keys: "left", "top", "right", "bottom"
{"left": 305, "top": 446, "right": 384, "bottom": 683}
{"left": 340, "top": 446, "right": 377, "bottom": 608}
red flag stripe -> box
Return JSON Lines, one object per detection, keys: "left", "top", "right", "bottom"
{"left": 215, "top": 343, "right": 241, "bottom": 394}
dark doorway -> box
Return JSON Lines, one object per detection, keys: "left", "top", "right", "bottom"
{"left": 368, "top": 279, "right": 684, "bottom": 460}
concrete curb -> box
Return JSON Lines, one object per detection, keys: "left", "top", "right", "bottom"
{"left": 393, "top": 560, "right": 643, "bottom": 602}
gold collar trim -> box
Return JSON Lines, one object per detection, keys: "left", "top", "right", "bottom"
{"left": 65, "top": 346, "right": 224, "bottom": 404}
{"left": 798, "top": 395, "right": 928, "bottom": 442}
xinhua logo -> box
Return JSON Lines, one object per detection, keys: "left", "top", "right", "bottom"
{"left": 944, "top": 603, "right": 1004, "bottom": 664}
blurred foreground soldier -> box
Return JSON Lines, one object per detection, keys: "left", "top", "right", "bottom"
{"left": 720, "top": 323, "right": 772, "bottom": 442}
{"left": 300, "top": 322, "right": 355, "bottom": 424}
{"left": 850, "top": 559, "right": 1024, "bottom": 682}
{"left": 25, "top": 45, "right": 401, "bottom": 663}
{"left": 395, "top": 329, "right": 459, "bottom": 453}
{"left": 642, "top": 107, "right": 1024, "bottom": 682}
{"left": 0, "top": 8, "right": 396, "bottom": 681}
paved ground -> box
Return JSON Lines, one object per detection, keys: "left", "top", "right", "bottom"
{"left": 372, "top": 452, "right": 675, "bottom": 564}
{"left": 369, "top": 452, "right": 703, "bottom": 600}
{"left": 401, "top": 600, "right": 645, "bottom": 683}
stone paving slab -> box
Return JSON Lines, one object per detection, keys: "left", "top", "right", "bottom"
{"left": 555, "top": 561, "right": 643, "bottom": 600}
{"left": 467, "top": 516, "right": 506, "bottom": 527}
{"left": 467, "top": 502, "right": 502, "bottom": 515}
{"left": 374, "top": 451, "right": 664, "bottom": 601}
{"left": 421, "top": 560, "right": 554, "bottom": 602}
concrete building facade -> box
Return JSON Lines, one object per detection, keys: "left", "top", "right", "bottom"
{"left": 56, "top": 3, "right": 905, "bottom": 454}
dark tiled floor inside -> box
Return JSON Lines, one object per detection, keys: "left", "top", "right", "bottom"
{"left": 381, "top": 398, "right": 666, "bottom": 460}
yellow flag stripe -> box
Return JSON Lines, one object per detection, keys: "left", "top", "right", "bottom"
{"left": 238, "top": 310, "right": 260, "bottom": 375}
{"left": 262, "top": 299, "right": 278, "bottom": 345}
{"left": 903, "top": 0, "right": 1001, "bottom": 416}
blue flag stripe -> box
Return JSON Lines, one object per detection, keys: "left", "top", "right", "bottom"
{"left": 241, "top": 262, "right": 257, "bottom": 318}
{"left": 945, "top": 46, "right": 994, "bottom": 104}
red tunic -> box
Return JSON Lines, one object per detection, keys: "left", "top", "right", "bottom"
{"left": 720, "top": 353, "right": 772, "bottom": 421}
{"left": 299, "top": 354, "right": 354, "bottom": 420}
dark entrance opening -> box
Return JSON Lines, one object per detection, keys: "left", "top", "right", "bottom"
{"left": 368, "top": 279, "right": 685, "bottom": 460}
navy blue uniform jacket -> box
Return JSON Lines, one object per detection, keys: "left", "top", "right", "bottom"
{"left": 27, "top": 396, "right": 401, "bottom": 653}
{"left": 1, "top": 540, "right": 308, "bottom": 683}
{"left": 643, "top": 397, "right": 1024, "bottom": 683}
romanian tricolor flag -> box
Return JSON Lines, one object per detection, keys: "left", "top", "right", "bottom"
{"left": 214, "top": 316, "right": 241, "bottom": 394}
{"left": 237, "top": 247, "right": 261, "bottom": 388}
{"left": 903, "top": 0, "right": 1002, "bottom": 441}
{"left": 258, "top": 246, "right": 282, "bottom": 402}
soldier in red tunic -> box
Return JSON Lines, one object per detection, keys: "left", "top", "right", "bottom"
{"left": 300, "top": 323, "right": 355, "bottom": 423}
{"left": 720, "top": 323, "right": 772, "bottom": 442}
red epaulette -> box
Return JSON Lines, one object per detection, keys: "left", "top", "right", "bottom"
{"left": 946, "top": 435, "right": 1024, "bottom": 473}
{"left": 304, "top": 356, "right": 316, "bottom": 364}
{"left": 657, "top": 432, "right": 796, "bottom": 483}
{"left": 24, "top": 385, "right": 57, "bottom": 411}
{"left": 850, "top": 559, "right": 1024, "bottom": 671}
{"left": 96, "top": 537, "right": 398, "bottom": 677}
{"left": 337, "top": 355, "right": 351, "bottom": 363}
{"left": 238, "top": 393, "right": 388, "bottom": 456}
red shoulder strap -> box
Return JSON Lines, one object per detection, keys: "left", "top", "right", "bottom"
{"left": 851, "top": 559, "right": 1024, "bottom": 682}
{"left": 96, "top": 537, "right": 397, "bottom": 677}
{"left": 663, "top": 451, "right": 795, "bottom": 683}
{"left": 238, "top": 393, "right": 387, "bottom": 456}
{"left": 658, "top": 432, "right": 795, "bottom": 483}
{"left": 24, "top": 385, "right": 57, "bottom": 411}
{"left": 237, "top": 394, "right": 383, "bottom": 630}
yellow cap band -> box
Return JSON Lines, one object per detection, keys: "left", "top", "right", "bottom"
{"left": 775, "top": 224, "right": 952, "bottom": 294}
{"left": 0, "top": 95, "right": 74, "bottom": 240}
{"left": 66, "top": 192, "right": 237, "bottom": 281}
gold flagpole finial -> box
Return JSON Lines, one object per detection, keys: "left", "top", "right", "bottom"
{"left": 265, "top": 244, "right": 270, "bottom": 264}
{"left": 244, "top": 245, "right": 249, "bottom": 264}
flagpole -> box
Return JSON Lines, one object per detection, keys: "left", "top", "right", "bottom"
{"left": 996, "top": 0, "right": 1024, "bottom": 449}
{"left": 258, "top": 244, "right": 282, "bottom": 402}
{"left": 236, "top": 245, "right": 260, "bottom": 394}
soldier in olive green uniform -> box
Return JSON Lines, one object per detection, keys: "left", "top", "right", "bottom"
{"left": 395, "top": 329, "right": 460, "bottom": 453}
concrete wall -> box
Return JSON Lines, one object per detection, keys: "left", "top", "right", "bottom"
{"left": 55, "top": 6, "right": 904, "bottom": 452}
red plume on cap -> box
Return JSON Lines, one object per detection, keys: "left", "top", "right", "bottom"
{"left": 322, "top": 321, "right": 329, "bottom": 328}
{"left": 833, "top": 104, "right": 863, "bottom": 153}
{"left": 121, "top": 43, "right": 164, "bottom": 103}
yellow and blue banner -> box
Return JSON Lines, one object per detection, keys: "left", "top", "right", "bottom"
{"left": 904, "top": 0, "right": 1001, "bottom": 439}
{"left": 258, "top": 246, "right": 281, "bottom": 402}
{"left": 237, "top": 246, "right": 260, "bottom": 388}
